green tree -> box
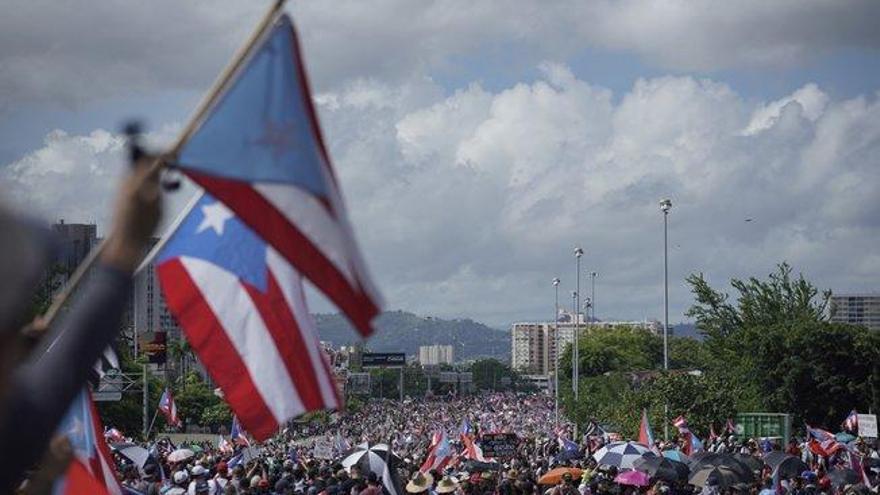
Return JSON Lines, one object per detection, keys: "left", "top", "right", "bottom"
{"left": 685, "top": 263, "right": 880, "bottom": 425}
{"left": 470, "top": 358, "right": 518, "bottom": 391}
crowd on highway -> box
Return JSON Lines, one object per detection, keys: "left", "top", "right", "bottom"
{"left": 101, "top": 392, "right": 879, "bottom": 495}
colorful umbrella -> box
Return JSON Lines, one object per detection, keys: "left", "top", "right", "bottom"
{"left": 615, "top": 470, "right": 651, "bottom": 487}
{"left": 538, "top": 467, "right": 584, "bottom": 485}
{"left": 662, "top": 450, "right": 690, "bottom": 463}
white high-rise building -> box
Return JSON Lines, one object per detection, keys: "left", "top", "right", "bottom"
{"left": 510, "top": 312, "right": 662, "bottom": 377}
{"left": 831, "top": 293, "right": 880, "bottom": 331}
{"left": 419, "top": 344, "right": 454, "bottom": 366}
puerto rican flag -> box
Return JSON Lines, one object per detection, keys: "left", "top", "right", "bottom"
{"left": 53, "top": 390, "right": 123, "bottom": 495}
{"left": 103, "top": 427, "right": 124, "bottom": 444}
{"left": 157, "top": 193, "right": 341, "bottom": 440}
{"left": 158, "top": 388, "right": 181, "bottom": 427}
{"left": 806, "top": 425, "right": 843, "bottom": 457}
{"left": 638, "top": 409, "right": 656, "bottom": 450}
{"left": 172, "top": 12, "right": 382, "bottom": 337}
{"left": 842, "top": 410, "right": 859, "bottom": 433}
{"left": 230, "top": 415, "right": 251, "bottom": 446}
{"left": 420, "top": 431, "right": 453, "bottom": 473}
{"left": 461, "top": 433, "right": 488, "bottom": 462}
{"left": 218, "top": 435, "right": 234, "bottom": 454}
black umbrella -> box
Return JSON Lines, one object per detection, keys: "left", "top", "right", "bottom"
{"left": 690, "top": 453, "right": 754, "bottom": 482}
{"left": 689, "top": 466, "right": 748, "bottom": 489}
{"left": 827, "top": 469, "right": 860, "bottom": 488}
{"left": 763, "top": 453, "right": 808, "bottom": 480}
{"left": 633, "top": 454, "right": 690, "bottom": 483}
{"left": 339, "top": 443, "right": 403, "bottom": 495}
{"left": 732, "top": 453, "right": 763, "bottom": 474}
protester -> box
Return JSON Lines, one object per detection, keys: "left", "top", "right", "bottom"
{"left": 0, "top": 154, "right": 162, "bottom": 491}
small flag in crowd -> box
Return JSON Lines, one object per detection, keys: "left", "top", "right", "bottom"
{"left": 638, "top": 409, "right": 655, "bottom": 449}
{"left": 806, "top": 425, "right": 843, "bottom": 457}
{"left": 158, "top": 388, "right": 182, "bottom": 427}
{"left": 218, "top": 435, "right": 233, "bottom": 454}
{"left": 103, "top": 427, "right": 124, "bottom": 444}
{"left": 672, "top": 415, "right": 703, "bottom": 456}
{"left": 460, "top": 418, "right": 473, "bottom": 436}
{"left": 557, "top": 435, "right": 581, "bottom": 462}
{"left": 231, "top": 415, "right": 251, "bottom": 446}
{"left": 725, "top": 418, "right": 737, "bottom": 434}
{"left": 54, "top": 390, "right": 123, "bottom": 495}
{"left": 172, "top": 12, "right": 383, "bottom": 337}
{"left": 709, "top": 424, "right": 718, "bottom": 442}
{"left": 842, "top": 409, "right": 859, "bottom": 433}
{"left": 460, "top": 432, "right": 488, "bottom": 462}
{"left": 157, "top": 192, "right": 342, "bottom": 440}
{"left": 420, "top": 431, "right": 453, "bottom": 473}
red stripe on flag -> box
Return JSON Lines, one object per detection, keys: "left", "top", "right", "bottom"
{"left": 243, "top": 271, "right": 324, "bottom": 411}
{"left": 185, "top": 172, "right": 379, "bottom": 336}
{"left": 158, "top": 259, "right": 279, "bottom": 439}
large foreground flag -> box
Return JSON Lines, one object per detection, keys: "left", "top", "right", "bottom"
{"left": 172, "top": 13, "right": 382, "bottom": 336}
{"left": 158, "top": 388, "right": 182, "bottom": 427}
{"left": 53, "top": 390, "right": 123, "bottom": 495}
{"left": 157, "top": 193, "right": 341, "bottom": 440}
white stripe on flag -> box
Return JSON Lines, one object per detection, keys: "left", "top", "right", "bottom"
{"left": 267, "top": 249, "right": 338, "bottom": 407}
{"left": 180, "top": 256, "right": 305, "bottom": 421}
{"left": 255, "top": 183, "right": 356, "bottom": 285}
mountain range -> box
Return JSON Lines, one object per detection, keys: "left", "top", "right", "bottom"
{"left": 314, "top": 310, "right": 510, "bottom": 362}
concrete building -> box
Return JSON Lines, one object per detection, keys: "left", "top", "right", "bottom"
{"left": 50, "top": 220, "right": 97, "bottom": 276}
{"left": 831, "top": 293, "right": 880, "bottom": 331}
{"left": 511, "top": 312, "right": 663, "bottom": 378}
{"left": 419, "top": 344, "right": 454, "bottom": 366}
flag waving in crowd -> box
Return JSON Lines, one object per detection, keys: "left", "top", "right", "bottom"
{"left": 170, "top": 11, "right": 382, "bottom": 337}
{"left": 157, "top": 388, "right": 181, "bottom": 428}
{"left": 638, "top": 409, "right": 655, "bottom": 450}
{"left": 53, "top": 390, "right": 122, "bottom": 495}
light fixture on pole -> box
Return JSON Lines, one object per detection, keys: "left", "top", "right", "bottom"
{"left": 574, "top": 247, "right": 583, "bottom": 401}
{"left": 660, "top": 197, "right": 672, "bottom": 441}
{"left": 553, "top": 277, "right": 561, "bottom": 426}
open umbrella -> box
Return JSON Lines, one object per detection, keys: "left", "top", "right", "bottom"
{"left": 339, "top": 443, "right": 403, "bottom": 495}
{"left": 836, "top": 432, "right": 856, "bottom": 443}
{"left": 113, "top": 444, "right": 151, "bottom": 467}
{"left": 167, "top": 448, "right": 195, "bottom": 463}
{"left": 763, "top": 453, "right": 808, "bottom": 480}
{"left": 827, "top": 469, "right": 860, "bottom": 488}
{"left": 689, "top": 466, "right": 747, "bottom": 489}
{"left": 615, "top": 470, "right": 651, "bottom": 487}
{"left": 593, "top": 442, "right": 652, "bottom": 470}
{"left": 538, "top": 467, "right": 583, "bottom": 485}
{"left": 633, "top": 454, "right": 690, "bottom": 483}
{"left": 690, "top": 453, "right": 754, "bottom": 481}
{"left": 662, "top": 450, "right": 690, "bottom": 463}
{"left": 732, "top": 453, "right": 763, "bottom": 474}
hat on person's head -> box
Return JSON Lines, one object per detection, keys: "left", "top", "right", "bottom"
{"left": 173, "top": 470, "right": 190, "bottom": 485}
{"left": 191, "top": 465, "right": 208, "bottom": 477}
{"left": 406, "top": 471, "right": 434, "bottom": 493}
{"left": 436, "top": 476, "right": 460, "bottom": 494}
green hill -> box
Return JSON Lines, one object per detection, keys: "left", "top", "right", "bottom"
{"left": 314, "top": 310, "right": 510, "bottom": 362}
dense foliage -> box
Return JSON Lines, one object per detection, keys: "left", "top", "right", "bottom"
{"left": 558, "top": 263, "right": 880, "bottom": 438}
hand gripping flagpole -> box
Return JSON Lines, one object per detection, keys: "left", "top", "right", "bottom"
{"left": 39, "top": 0, "right": 287, "bottom": 328}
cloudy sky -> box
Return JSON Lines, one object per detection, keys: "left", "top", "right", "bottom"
{"left": 2, "top": 0, "right": 879, "bottom": 328}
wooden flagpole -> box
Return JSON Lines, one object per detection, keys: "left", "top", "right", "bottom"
{"left": 40, "top": 0, "right": 287, "bottom": 327}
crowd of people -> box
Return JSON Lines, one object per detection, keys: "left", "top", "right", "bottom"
{"left": 105, "top": 392, "right": 879, "bottom": 495}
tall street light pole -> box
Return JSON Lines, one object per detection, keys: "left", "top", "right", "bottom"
{"left": 553, "top": 277, "right": 561, "bottom": 426}
{"left": 570, "top": 290, "right": 578, "bottom": 396}
{"left": 660, "top": 198, "right": 672, "bottom": 441}
{"left": 574, "top": 247, "right": 583, "bottom": 402}
{"left": 590, "top": 272, "right": 597, "bottom": 321}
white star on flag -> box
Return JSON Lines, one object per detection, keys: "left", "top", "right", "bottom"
{"left": 197, "top": 201, "right": 234, "bottom": 235}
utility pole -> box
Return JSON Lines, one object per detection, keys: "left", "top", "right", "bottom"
{"left": 660, "top": 198, "right": 672, "bottom": 441}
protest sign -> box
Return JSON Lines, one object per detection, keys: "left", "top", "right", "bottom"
{"left": 858, "top": 414, "right": 877, "bottom": 438}
{"left": 480, "top": 433, "right": 518, "bottom": 459}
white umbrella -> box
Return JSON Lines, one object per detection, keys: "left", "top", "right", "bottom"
{"left": 167, "top": 448, "right": 195, "bottom": 463}
{"left": 592, "top": 441, "right": 651, "bottom": 470}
